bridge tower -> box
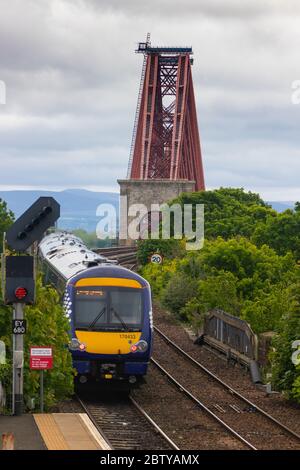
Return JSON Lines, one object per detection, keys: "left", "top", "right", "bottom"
{"left": 118, "top": 37, "right": 205, "bottom": 243}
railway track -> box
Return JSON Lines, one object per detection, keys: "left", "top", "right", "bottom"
{"left": 95, "top": 246, "right": 137, "bottom": 269}
{"left": 153, "top": 325, "right": 300, "bottom": 450}
{"left": 76, "top": 391, "right": 178, "bottom": 450}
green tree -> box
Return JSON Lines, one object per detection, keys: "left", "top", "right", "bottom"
{"left": 179, "top": 237, "right": 296, "bottom": 299}
{"left": 169, "top": 187, "right": 275, "bottom": 240}
{"left": 161, "top": 273, "right": 198, "bottom": 320}
{"left": 197, "top": 271, "right": 241, "bottom": 316}
{"left": 252, "top": 209, "right": 300, "bottom": 260}
{"left": 139, "top": 259, "right": 178, "bottom": 297}
{"left": 0, "top": 199, "right": 14, "bottom": 252}
{"left": 270, "top": 283, "right": 300, "bottom": 401}
{"left": 241, "top": 285, "right": 293, "bottom": 334}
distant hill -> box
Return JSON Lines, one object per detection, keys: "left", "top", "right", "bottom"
{"left": 267, "top": 201, "right": 295, "bottom": 212}
{"left": 0, "top": 189, "right": 119, "bottom": 232}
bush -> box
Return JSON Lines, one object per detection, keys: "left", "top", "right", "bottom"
{"left": 270, "top": 283, "right": 300, "bottom": 400}
{"left": 0, "top": 275, "right": 74, "bottom": 411}
{"left": 140, "top": 260, "right": 178, "bottom": 297}
{"left": 23, "top": 277, "right": 74, "bottom": 408}
{"left": 161, "top": 273, "right": 198, "bottom": 320}
{"left": 197, "top": 271, "right": 241, "bottom": 317}
{"left": 137, "top": 239, "right": 184, "bottom": 266}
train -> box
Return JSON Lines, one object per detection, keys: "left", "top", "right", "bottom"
{"left": 38, "top": 232, "right": 153, "bottom": 386}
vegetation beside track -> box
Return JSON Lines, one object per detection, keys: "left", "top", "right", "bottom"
{"left": 138, "top": 188, "right": 300, "bottom": 403}
{"left": 0, "top": 277, "right": 74, "bottom": 411}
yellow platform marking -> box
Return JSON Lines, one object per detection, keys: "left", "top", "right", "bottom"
{"left": 34, "top": 414, "right": 109, "bottom": 450}
{"left": 75, "top": 277, "right": 142, "bottom": 288}
{"left": 76, "top": 330, "right": 142, "bottom": 354}
{"left": 34, "top": 414, "right": 69, "bottom": 450}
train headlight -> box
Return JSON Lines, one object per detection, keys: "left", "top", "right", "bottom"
{"left": 130, "top": 340, "right": 148, "bottom": 353}
{"left": 69, "top": 338, "right": 86, "bottom": 351}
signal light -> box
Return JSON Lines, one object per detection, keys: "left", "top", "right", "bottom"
{"left": 79, "top": 343, "right": 86, "bottom": 351}
{"left": 24, "top": 223, "right": 34, "bottom": 232}
{"left": 14, "top": 286, "right": 28, "bottom": 300}
{"left": 16, "top": 207, "right": 54, "bottom": 241}
{"left": 130, "top": 344, "right": 138, "bottom": 353}
{"left": 17, "top": 231, "right": 27, "bottom": 240}
{"left": 43, "top": 206, "right": 52, "bottom": 215}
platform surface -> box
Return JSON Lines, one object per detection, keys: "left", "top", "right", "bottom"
{"left": 0, "top": 413, "right": 110, "bottom": 450}
{"left": 34, "top": 413, "right": 110, "bottom": 450}
{"left": 0, "top": 414, "right": 46, "bottom": 450}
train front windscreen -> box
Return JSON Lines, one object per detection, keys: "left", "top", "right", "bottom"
{"left": 74, "top": 286, "right": 143, "bottom": 331}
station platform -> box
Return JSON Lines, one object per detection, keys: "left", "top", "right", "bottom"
{"left": 0, "top": 413, "right": 111, "bottom": 450}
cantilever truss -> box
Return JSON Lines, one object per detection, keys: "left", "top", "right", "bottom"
{"left": 128, "top": 42, "right": 205, "bottom": 190}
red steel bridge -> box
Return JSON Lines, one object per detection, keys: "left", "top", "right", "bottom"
{"left": 127, "top": 35, "right": 205, "bottom": 191}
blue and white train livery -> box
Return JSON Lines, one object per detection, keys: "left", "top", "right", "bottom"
{"left": 39, "top": 232, "right": 153, "bottom": 385}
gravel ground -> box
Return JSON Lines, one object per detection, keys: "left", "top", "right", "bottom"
{"left": 153, "top": 304, "right": 300, "bottom": 440}
{"left": 52, "top": 398, "right": 84, "bottom": 414}
{"left": 54, "top": 390, "right": 174, "bottom": 450}
{"left": 152, "top": 331, "right": 300, "bottom": 449}
{"left": 77, "top": 391, "right": 174, "bottom": 450}
{"left": 132, "top": 365, "right": 247, "bottom": 450}
{"left": 53, "top": 303, "right": 300, "bottom": 450}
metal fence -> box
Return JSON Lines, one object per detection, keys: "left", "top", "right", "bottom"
{"left": 203, "top": 309, "right": 258, "bottom": 363}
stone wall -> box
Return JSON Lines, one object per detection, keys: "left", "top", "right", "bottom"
{"left": 118, "top": 179, "right": 195, "bottom": 246}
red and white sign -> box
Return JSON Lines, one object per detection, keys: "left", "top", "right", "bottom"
{"left": 30, "top": 346, "right": 53, "bottom": 370}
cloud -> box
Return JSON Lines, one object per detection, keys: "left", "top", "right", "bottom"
{"left": 0, "top": 0, "right": 299, "bottom": 200}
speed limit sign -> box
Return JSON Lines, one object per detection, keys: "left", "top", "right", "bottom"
{"left": 150, "top": 253, "right": 163, "bottom": 264}
{"left": 12, "top": 319, "right": 27, "bottom": 335}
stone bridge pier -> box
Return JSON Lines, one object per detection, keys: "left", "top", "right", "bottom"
{"left": 118, "top": 179, "right": 195, "bottom": 246}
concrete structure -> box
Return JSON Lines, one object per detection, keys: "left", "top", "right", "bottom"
{"left": 118, "top": 179, "right": 195, "bottom": 245}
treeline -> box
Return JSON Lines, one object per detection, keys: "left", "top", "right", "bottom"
{"left": 72, "top": 229, "right": 113, "bottom": 249}
{"left": 138, "top": 188, "right": 300, "bottom": 403}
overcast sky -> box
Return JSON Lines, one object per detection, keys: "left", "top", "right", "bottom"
{"left": 0, "top": 0, "right": 300, "bottom": 200}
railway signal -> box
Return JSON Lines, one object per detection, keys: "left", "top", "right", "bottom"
{"left": 6, "top": 197, "right": 60, "bottom": 252}
{"left": 3, "top": 255, "right": 35, "bottom": 305}
{"left": 1, "top": 197, "right": 60, "bottom": 416}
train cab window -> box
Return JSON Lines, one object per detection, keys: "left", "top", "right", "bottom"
{"left": 74, "top": 286, "right": 143, "bottom": 331}
{"left": 75, "top": 288, "right": 108, "bottom": 329}
{"left": 110, "top": 290, "right": 142, "bottom": 327}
